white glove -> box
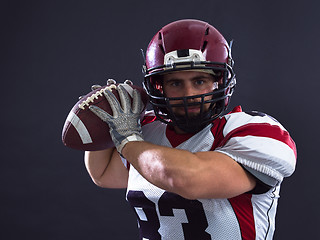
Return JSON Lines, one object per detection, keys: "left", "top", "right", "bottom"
{"left": 89, "top": 83, "right": 144, "bottom": 154}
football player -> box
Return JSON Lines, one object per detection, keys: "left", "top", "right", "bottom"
{"left": 85, "top": 19, "right": 296, "bottom": 239}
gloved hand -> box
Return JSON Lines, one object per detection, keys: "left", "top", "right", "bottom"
{"left": 89, "top": 83, "right": 144, "bottom": 154}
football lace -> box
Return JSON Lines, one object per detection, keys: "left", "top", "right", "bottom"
{"left": 78, "top": 84, "right": 117, "bottom": 110}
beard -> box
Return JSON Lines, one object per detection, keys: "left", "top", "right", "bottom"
{"left": 172, "top": 110, "right": 213, "bottom": 133}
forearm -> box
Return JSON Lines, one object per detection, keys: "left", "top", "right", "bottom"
{"left": 122, "top": 141, "right": 201, "bottom": 197}
{"left": 121, "top": 141, "right": 256, "bottom": 199}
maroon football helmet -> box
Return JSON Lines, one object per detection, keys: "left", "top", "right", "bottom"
{"left": 143, "top": 19, "right": 236, "bottom": 133}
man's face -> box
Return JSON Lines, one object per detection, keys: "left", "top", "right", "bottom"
{"left": 162, "top": 71, "right": 219, "bottom": 118}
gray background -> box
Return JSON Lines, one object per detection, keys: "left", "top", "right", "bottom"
{"left": 2, "top": 0, "right": 319, "bottom": 239}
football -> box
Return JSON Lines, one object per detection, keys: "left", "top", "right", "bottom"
{"left": 61, "top": 81, "right": 149, "bottom": 151}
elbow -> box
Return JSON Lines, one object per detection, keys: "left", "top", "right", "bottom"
{"left": 90, "top": 176, "right": 125, "bottom": 189}
{"left": 89, "top": 175, "right": 106, "bottom": 188}
{"left": 93, "top": 179, "right": 105, "bottom": 188}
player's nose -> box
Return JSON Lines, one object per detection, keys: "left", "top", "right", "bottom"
{"left": 183, "top": 83, "right": 197, "bottom": 97}
{"left": 183, "top": 86, "right": 200, "bottom": 104}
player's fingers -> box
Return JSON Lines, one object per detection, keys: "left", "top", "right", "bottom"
{"left": 132, "top": 89, "right": 142, "bottom": 114}
{"left": 124, "top": 79, "right": 133, "bottom": 85}
{"left": 89, "top": 105, "right": 113, "bottom": 122}
{"left": 103, "top": 89, "right": 122, "bottom": 117}
{"left": 107, "top": 79, "right": 117, "bottom": 85}
{"left": 91, "top": 84, "right": 102, "bottom": 91}
{"left": 117, "top": 85, "right": 131, "bottom": 113}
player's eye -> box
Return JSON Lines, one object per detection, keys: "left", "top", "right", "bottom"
{"left": 166, "top": 80, "right": 182, "bottom": 87}
{"left": 194, "top": 79, "right": 205, "bottom": 85}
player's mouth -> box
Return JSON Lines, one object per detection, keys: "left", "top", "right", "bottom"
{"left": 173, "top": 105, "right": 204, "bottom": 116}
{"left": 186, "top": 106, "right": 201, "bottom": 113}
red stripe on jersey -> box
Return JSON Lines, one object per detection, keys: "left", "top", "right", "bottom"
{"left": 141, "top": 115, "right": 157, "bottom": 126}
{"left": 219, "top": 123, "right": 297, "bottom": 158}
{"left": 210, "top": 117, "right": 227, "bottom": 150}
{"left": 228, "top": 194, "right": 256, "bottom": 240}
{"left": 211, "top": 106, "right": 242, "bottom": 150}
{"left": 166, "top": 126, "right": 195, "bottom": 148}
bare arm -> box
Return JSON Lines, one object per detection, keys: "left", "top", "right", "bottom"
{"left": 122, "top": 141, "right": 256, "bottom": 200}
{"left": 84, "top": 147, "right": 128, "bottom": 188}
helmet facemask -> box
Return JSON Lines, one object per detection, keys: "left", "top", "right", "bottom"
{"left": 143, "top": 58, "right": 236, "bottom": 133}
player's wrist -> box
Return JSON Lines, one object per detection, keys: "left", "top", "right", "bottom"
{"left": 116, "top": 134, "right": 144, "bottom": 154}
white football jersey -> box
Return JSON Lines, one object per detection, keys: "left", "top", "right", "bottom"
{"left": 125, "top": 106, "right": 296, "bottom": 240}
